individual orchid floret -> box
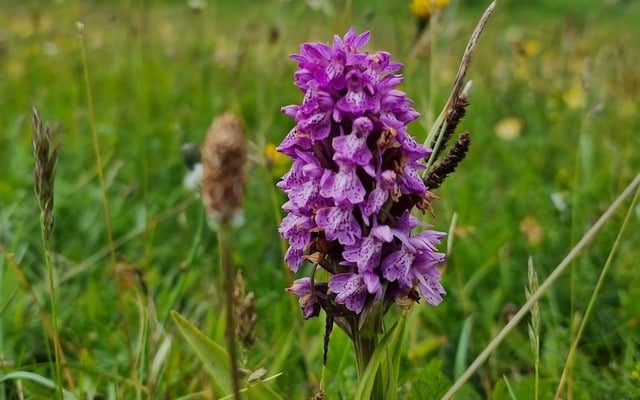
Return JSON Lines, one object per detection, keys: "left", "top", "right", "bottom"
{"left": 286, "top": 278, "right": 321, "bottom": 319}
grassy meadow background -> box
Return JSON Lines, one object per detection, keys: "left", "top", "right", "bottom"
{"left": 1, "top": 0, "right": 640, "bottom": 398}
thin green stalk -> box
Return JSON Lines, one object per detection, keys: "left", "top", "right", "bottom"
{"left": 566, "top": 126, "right": 586, "bottom": 398}
{"left": 422, "top": 1, "right": 495, "bottom": 151}
{"left": 423, "top": 120, "right": 449, "bottom": 177}
{"left": 554, "top": 180, "right": 640, "bottom": 399}
{"left": 441, "top": 172, "right": 640, "bottom": 400}
{"left": 77, "top": 24, "right": 116, "bottom": 263}
{"left": 31, "top": 107, "right": 72, "bottom": 395}
{"left": 218, "top": 223, "right": 241, "bottom": 399}
{"left": 39, "top": 228, "right": 63, "bottom": 399}
{"left": 134, "top": 296, "right": 149, "bottom": 400}
{"left": 0, "top": 251, "right": 5, "bottom": 400}
{"left": 526, "top": 257, "right": 540, "bottom": 400}
{"left": 77, "top": 21, "right": 134, "bottom": 369}
{"left": 427, "top": 3, "right": 438, "bottom": 131}
{"left": 565, "top": 81, "right": 602, "bottom": 396}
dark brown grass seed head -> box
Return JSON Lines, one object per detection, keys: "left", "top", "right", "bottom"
{"left": 201, "top": 112, "right": 247, "bottom": 226}
{"left": 429, "top": 94, "right": 469, "bottom": 162}
{"left": 32, "top": 107, "right": 61, "bottom": 239}
{"left": 425, "top": 131, "right": 471, "bottom": 190}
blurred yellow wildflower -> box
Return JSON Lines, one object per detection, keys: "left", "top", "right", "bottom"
{"left": 515, "top": 39, "right": 541, "bottom": 58}
{"left": 513, "top": 39, "right": 541, "bottom": 81}
{"left": 494, "top": 116, "right": 523, "bottom": 141}
{"left": 264, "top": 142, "right": 290, "bottom": 176}
{"left": 563, "top": 79, "right": 586, "bottom": 110}
{"left": 519, "top": 216, "right": 543, "bottom": 246}
{"left": 632, "top": 361, "right": 640, "bottom": 382}
{"left": 409, "top": 0, "right": 450, "bottom": 19}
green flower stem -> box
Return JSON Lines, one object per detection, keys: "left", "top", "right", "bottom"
{"left": 353, "top": 314, "right": 384, "bottom": 400}
{"left": 218, "top": 223, "right": 241, "bottom": 399}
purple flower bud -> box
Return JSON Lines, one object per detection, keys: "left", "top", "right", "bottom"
{"left": 286, "top": 278, "right": 321, "bottom": 318}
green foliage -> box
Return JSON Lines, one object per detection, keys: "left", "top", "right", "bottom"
{"left": 171, "top": 311, "right": 232, "bottom": 396}
{"left": 354, "top": 314, "right": 406, "bottom": 400}
{"left": 0, "top": 371, "right": 78, "bottom": 400}
{"left": 172, "top": 311, "right": 282, "bottom": 399}
{"left": 1, "top": 0, "right": 639, "bottom": 398}
{"left": 407, "top": 359, "right": 451, "bottom": 400}
{"left": 493, "top": 376, "right": 554, "bottom": 400}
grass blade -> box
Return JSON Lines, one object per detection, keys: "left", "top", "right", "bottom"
{"left": 171, "top": 310, "right": 232, "bottom": 396}
{"left": 0, "top": 371, "right": 78, "bottom": 400}
{"left": 441, "top": 172, "right": 640, "bottom": 400}
{"left": 454, "top": 315, "right": 473, "bottom": 379}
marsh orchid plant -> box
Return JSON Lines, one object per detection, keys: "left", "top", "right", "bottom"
{"left": 276, "top": 29, "right": 451, "bottom": 383}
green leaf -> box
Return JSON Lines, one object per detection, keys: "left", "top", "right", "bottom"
{"left": 171, "top": 310, "right": 232, "bottom": 396}
{"left": 171, "top": 311, "right": 284, "bottom": 399}
{"left": 454, "top": 315, "right": 474, "bottom": 379}
{"left": 267, "top": 328, "right": 294, "bottom": 374}
{"left": 408, "top": 359, "right": 451, "bottom": 400}
{"left": 355, "top": 314, "right": 407, "bottom": 400}
{"left": 384, "top": 313, "right": 407, "bottom": 400}
{"left": 0, "top": 371, "right": 78, "bottom": 400}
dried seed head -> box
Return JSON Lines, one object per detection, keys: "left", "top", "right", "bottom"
{"left": 425, "top": 131, "right": 471, "bottom": 190}
{"left": 429, "top": 91, "right": 469, "bottom": 162}
{"left": 32, "top": 107, "right": 61, "bottom": 239}
{"left": 201, "top": 112, "right": 247, "bottom": 227}
{"left": 233, "top": 271, "right": 257, "bottom": 350}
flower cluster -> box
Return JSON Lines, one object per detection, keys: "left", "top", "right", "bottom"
{"left": 278, "top": 28, "right": 446, "bottom": 320}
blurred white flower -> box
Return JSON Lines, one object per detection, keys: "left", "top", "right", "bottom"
{"left": 183, "top": 162, "right": 202, "bottom": 191}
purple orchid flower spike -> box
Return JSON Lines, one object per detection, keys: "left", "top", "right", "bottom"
{"left": 276, "top": 28, "right": 447, "bottom": 321}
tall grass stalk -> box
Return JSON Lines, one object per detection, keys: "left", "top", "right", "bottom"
{"left": 0, "top": 254, "right": 4, "bottom": 400}
{"left": 566, "top": 111, "right": 594, "bottom": 397}
{"left": 39, "top": 217, "right": 63, "bottom": 398}
{"left": 554, "top": 180, "right": 640, "bottom": 399}
{"left": 200, "top": 112, "right": 248, "bottom": 399}
{"left": 422, "top": 1, "right": 496, "bottom": 155}
{"left": 526, "top": 257, "right": 540, "bottom": 400}
{"left": 76, "top": 23, "right": 116, "bottom": 263}
{"left": 31, "top": 108, "right": 68, "bottom": 397}
{"left": 134, "top": 295, "right": 149, "bottom": 400}
{"left": 441, "top": 172, "right": 640, "bottom": 400}
{"left": 218, "top": 223, "right": 241, "bottom": 399}
{"left": 77, "top": 20, "right": 135, "bottom": 377}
